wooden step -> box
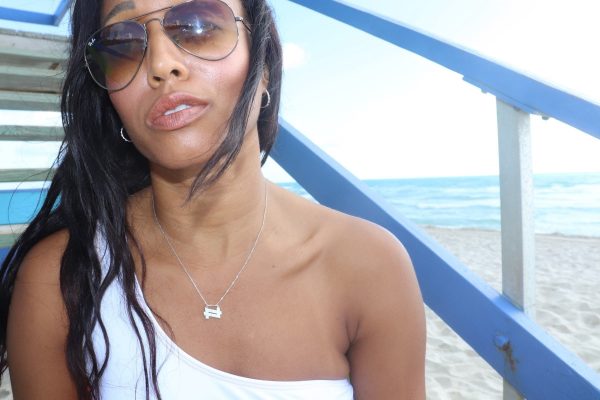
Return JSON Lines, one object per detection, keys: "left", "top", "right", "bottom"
{"left": 0, "top": 224, "right": 26, "bottom": 248}
{"left": 0, "top": 65, "right": 64, "bottom": 93}
{"left": 0, "top": 125, "right": 64, "bottom": 141}
{"left": 0, "top": 90, "right": 60, "bottom": 111}
{"left": 0, "top": 169, "right": 55, "bottom": 183}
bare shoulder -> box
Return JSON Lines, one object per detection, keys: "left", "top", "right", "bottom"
{"left": 270, "top": 183, "right": 414, "bottom": 282}
{"left": 272, "top": 185, "right": 426, "bottom": 399}
{"left": 319, "top": 207, "right": 421, "bottom": 323}
{"left": 272, "top": 183, "right": 420, "bottom": 317}
{"left": 327, "top": 210, "right": 412, "bottom": 276}
{"left": 14, "top": 228, "right": 68, "bottom": 285}
{"left": 10, "top": 229, "right": 69, "bottom": 310}
{"left": 7, "top": 229, "right": 78, "bottom": 399}
{"left": 327, "top": 215, "right": 425, "bottom": 399}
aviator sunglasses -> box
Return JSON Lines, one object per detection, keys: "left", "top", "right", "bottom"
{"left": 84, "top": 0, "right": 251, "bottom": 91}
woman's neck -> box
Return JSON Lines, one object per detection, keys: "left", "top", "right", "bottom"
{"left": 146, "top": 147, "right": 268, "bottom": 262}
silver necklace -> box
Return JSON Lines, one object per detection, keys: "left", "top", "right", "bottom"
{"left": 151, "top": 186, "right": 268, "bottom": 320}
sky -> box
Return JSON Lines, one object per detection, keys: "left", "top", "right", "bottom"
{"left": 1, "top": 0, "right": 599, "bottom": 181}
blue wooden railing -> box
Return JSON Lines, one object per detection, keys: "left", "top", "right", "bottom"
{"left": 287, "top": 0, "right": 600, "bottom": 141}
{"left": 271, "top": 1, "right": 600, "bottom": 399}
{"left": 273, "top": 121, "right": 600, "bottom": 399}
{"left": 1, "top": 0, "right": 600, "bottom": 399}
{"left": 0, "top": 0, "right": 70, "bottom": 26}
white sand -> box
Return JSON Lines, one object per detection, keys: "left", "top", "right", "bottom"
{"left": 1, "top": 227, "right": 598, "bottom": 399}
{"left": 423, "top": 227, "right": 600, "bottom": 399}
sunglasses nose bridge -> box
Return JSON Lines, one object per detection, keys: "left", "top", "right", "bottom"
{"left": 143, "top": 17, "right": 178, "bottom": 51}
{"left": 143, "top": 17, "right": 163, "bottom": 30}
{"left": 142, "top": 18, "right": 191, "bottom": 88}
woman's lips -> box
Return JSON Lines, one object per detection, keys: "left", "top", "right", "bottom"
{"left": 146, "top": 93, "right": 209, "bottom": 131}
{"left": 148, "top": 104, "right": 208, "bottom": 131}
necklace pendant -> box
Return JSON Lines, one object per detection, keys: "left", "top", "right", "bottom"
{"left": 204, "top": 305, "right": 222, "bottom": 320}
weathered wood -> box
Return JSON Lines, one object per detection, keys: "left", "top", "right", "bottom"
{"left": 0, "top": 224, "right": 26, "bottom": 248}
{"left": 0, "top": 45, "right": 66, "bottom": 69}
{"left": 0, "top": 90, "right": 60, "bottom": 111}
{"left": 497, "top": 99, "right": 536, "bottom": 315}
{"left": 0, "top": 125, "right": 64, "bottom": 141}
{"left": 0, "top": 233, "right": 18, "bottom": 248}
{"left": 503, "top": 381, "right": 525, "bottom": 400}
{"left": 0, "top": 29, "right": 66, "bottom": 110}
{"left": 0, "top": 27, "right": 69, "bottom": 63}
{"left": 497, "top": 99, "right": 535, "bottom": 400}
{"left": 0, "top": 224, "right": 27, "bottom": 236}
{"left": 0, "top": 65, "right": 64, "bottom": 93}
{"left": 0, "top": 169, "right": 55, "bottom": 183}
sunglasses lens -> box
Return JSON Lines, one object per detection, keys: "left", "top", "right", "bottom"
{"left": 85, "top": 21, "right": 146, "bottom": 91}
{"left": 164, "top": 0, "right": 239, "bottom": 61}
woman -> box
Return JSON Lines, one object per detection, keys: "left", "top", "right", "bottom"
{"left": 0, "top": 0, "right": 426, "bottom": 398}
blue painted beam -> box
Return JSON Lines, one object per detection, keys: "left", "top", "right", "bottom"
{"left": 52, "top": 0, "right": 72, "bottom": 26}
{"left": 0, "top": 7, "right": 54, "bottom": 26}
{"left": 0, "top": 248, "right": 7, "bottom": 264}
{"left": 287, "top": 0, "right": 600, "bottom": 142}
{"left": 0, "top": 0, "right": 70, "bottom": 26}
{"left": 271, "top": 119, "right": 600, "bottom": 400}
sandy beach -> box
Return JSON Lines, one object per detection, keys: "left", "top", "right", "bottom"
{"left": 423, "top": 227, "right": 600, "bottom": 399}
{"left": 1, "top": 227, "right": 599, "bottom": 399}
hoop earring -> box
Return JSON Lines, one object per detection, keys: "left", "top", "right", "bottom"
{"left": 120, "top": 127, "right": 132, "bottom": 143}
{"left": 261, "top": 90, "right": 271, "bottom": 109}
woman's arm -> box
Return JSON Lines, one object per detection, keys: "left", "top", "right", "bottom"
{"left": 344, "top": 222, "right": 426, "bottom": 399}
{"left": 7, "top": 230, "right": 79, "bottom": 399}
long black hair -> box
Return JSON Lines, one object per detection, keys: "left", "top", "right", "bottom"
{"left": 0, "top": 0, "right": 282, "bottom": 398}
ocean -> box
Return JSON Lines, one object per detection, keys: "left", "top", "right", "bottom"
{"left": 280, "top": 173, "right": 600, "bottom": 238}
{"left": 1, "top": 173, "right": 599, "bottom": 237}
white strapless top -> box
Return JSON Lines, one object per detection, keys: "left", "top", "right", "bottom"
{"left": 92, "top": 236, "right": 354, "bottom": 399}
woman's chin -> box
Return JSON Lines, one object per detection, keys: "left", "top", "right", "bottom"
{"left": 149, "top": 157, "right": 212, "bottom": 182}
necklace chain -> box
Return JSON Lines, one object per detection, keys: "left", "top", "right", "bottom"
{"left": 151, "top": 185, "right": 268, "bottom": 318}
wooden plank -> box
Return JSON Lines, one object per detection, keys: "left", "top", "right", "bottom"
{"left": 0, "top": 225, "right": 26, "bottom": 248}
{"left": 0, "top": 246, "right": 9, "bottom": 262}
{"left": 0, "top": 125, "right": 64, "bottom": 141}
{"left": 0, "top": 28, "right": 68, "bottom": 61}
{"left": 52, "top": 0, "right": 72, "bottom": 26}
{"left": 0, "top": 233, "right": 18, "bottom": 249}
{"left": 0, "top": 7, "right": 55, "bottom": 26}
{"left": 0, "top": 223, "right": 26, "bottom": 250}
{"left": 0, "top": 65, "right": 64, "bottom": 93}
{"left": 497, "top": 99, "right": 536, "bottom": 315}
{"left": 289, "top": 0, "right": 600, "bottom": 142}
{"left": 0, "top": 46, "right": 66, "bottom": 69}
{"left": 0, "top": 224, "right": 27, "bottom": 236}
{"left": 497, "top": 99, "right": 535, "bottom": 400}
{"left": 0, "top": 90, "right": 60, "bottom": 111}
{"left": 0, "top": 169, "right": 55, "bottom": 183}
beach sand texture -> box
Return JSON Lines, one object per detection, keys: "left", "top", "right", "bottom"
{"left": 424, "top": 227, "right": 600, "bottom": 399}
{"left": 1, "top": 227, "right": 599, "bottom": 399}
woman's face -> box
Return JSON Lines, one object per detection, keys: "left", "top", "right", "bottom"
{"left": 102, "top": 0, "right": 265, "bottom": 174}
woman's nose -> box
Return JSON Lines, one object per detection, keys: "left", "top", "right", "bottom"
{"left": 144, "top": 20, "right": 190, "bottom": 88}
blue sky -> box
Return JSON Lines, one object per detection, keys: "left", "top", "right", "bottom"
{"left": 1, "top": 0, "right": 599, "bottom": 181}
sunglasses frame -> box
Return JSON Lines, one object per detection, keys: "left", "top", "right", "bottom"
{"left": 84, "top": 0, "right": 252, "bottom": 91}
